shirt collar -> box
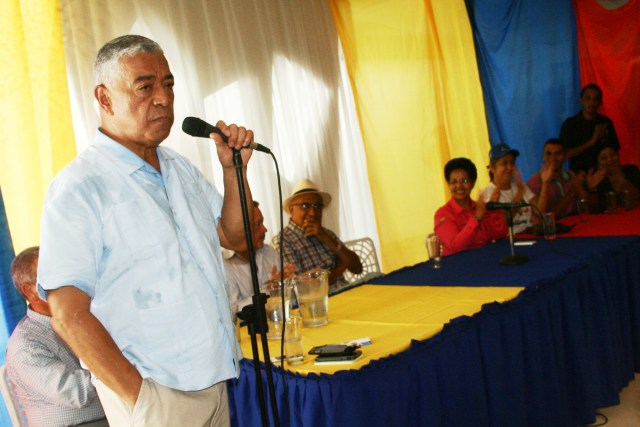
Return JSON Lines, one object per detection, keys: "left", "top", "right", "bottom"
{"left": 548, "top": 169, "right": 571, "bottom": 183}
{"left": 94, "top": 129, "right": 174, "bottom": 175}
{"left": 287, "top": 219, "right": 307, "bottom": 236}
{"left": 448, "top": 197, "right": 475, "bottom": 214}
{"left": 26, "top": 307, "right": 52, "bottom": 326}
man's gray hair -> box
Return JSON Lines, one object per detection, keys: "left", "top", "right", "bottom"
{"left": 93, "top": 35, "right": 163, "bottom": 87}
{"left": 10, "top": 246, "right": 39, "bottom": 297}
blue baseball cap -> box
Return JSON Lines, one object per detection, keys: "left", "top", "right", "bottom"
{"left": 489, "top": 143, "right": 520, "bottom": 161}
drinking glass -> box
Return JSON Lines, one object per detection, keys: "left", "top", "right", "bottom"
{"left": 606, "top": 191, "right": 617, "bottom": 214}
{"left": 621, "top": 189, "right": 631, "bottom": 210}
{"left": 576, "top": 198, "right": 589, "bottom": 223}
{"left": 284, "top": 314, "right": 304, "bottom": 365}
{"left": 261, "top": 279, "right": 291, "bottom": 339}
{"left": 542, "top": 212, "right": 556, "bottom": 240}
{"left": 426, "top": 233, "right": 442, "bottom": 268}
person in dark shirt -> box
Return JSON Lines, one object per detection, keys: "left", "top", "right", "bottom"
{"left": 585, "top": 145, "right": 640, "bottom": 212}
{"left": 560, "top": 83, "right": 620, "bottom": 173}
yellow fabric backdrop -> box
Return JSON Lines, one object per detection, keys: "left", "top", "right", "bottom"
{"left": 330, "top": 0, "right": 490, "bottom": 272}
{"left": 0, "top": 0, "right": 75, "bottom": 253}
{"left": 1, "top": 0, "right": 491, "bottom": 271}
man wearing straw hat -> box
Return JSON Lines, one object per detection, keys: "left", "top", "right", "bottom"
{"left": 273, "top": 179, "right": 362, "bottom": 289}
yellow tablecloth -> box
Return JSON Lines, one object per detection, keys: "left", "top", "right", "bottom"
{"left": 238, "top": 284, "right": 523, "bottom": 375}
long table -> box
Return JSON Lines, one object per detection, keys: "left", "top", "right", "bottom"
{"left": 237, "top": 286, "right": 523, "bottom": 375}
{"left": 228, "top": 209, "right": 640, "bottom": 427}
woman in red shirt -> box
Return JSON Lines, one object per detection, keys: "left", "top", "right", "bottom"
{"left": 434, "top": 158, "right": 508, "bottom": 255}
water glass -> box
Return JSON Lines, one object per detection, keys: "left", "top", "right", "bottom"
{"left": 426, "top": 233, "right": 442, "bottom": 269}
{"left": 606, "top": 191, "right": 617, "bottom": 214}
{"left": 542, "top": 212, "right": 556, "bottom": 240}
{"left": 261, "top": 279, "right": 291, "bottom": 339}
{"left": 621, "top": 189, "right": 631, "bottom": 210}
{"left": 284, "top": 314, "right": 304, "bottom": 365}
{"left": 576, "top": 198, "right": 589, "bottom": 223}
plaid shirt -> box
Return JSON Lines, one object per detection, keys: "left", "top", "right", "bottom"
{"left": 273, "top": 220, "right": 346, "bottom": 287}
{"left": 5, "top": 309, "right": 106, "bottom": 427}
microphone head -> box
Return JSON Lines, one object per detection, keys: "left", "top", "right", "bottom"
{"left": 182, "top": 116, "right": 215, "bottom": 138}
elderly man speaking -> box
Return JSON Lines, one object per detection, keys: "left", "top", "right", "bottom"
{"left": 37, "top": 34, "right": 255, "bottom": 426}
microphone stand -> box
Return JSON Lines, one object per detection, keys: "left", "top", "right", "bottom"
{"left": 499, "top": 208, "right": 529, "bottom": 265}
{"left": 231, "top": 149, "right": 280, "bottom": 427}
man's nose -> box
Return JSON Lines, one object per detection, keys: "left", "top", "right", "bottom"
{"left": 153, "top": 87, "right": 173, "bottom": 106}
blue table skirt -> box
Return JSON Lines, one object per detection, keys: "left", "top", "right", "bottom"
{"left": 368, "top": 236, "right": 637, "bottom": 287}
{"left": 228, "top": 236, "right": 640, "bottom": 427}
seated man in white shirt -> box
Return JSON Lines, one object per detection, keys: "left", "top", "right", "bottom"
{"left": 5, "top": 247, "right": 107, "bottom": 427}
{"left": 224, "top": 201, "right": 294, "bottom": 310}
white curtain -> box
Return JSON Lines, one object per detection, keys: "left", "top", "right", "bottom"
{"left": 60, "top": 0, "right": 380, "bottom": 259}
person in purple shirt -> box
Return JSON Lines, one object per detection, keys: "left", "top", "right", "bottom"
{"left": 527, "top": 139, "right": 588, "bottom": 218}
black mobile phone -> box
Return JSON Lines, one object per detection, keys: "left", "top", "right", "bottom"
{"left": 308, "top": 344, "right": 357, "bottom": 356}
{"left": 314, "top": 350, "right": 363, "bottom": 364}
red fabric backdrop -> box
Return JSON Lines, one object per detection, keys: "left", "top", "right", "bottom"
{"left": 574, "top": 0, "right": 640, "bottom": 167}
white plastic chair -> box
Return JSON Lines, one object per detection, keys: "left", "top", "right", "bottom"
{"left": 0, "top": 365, "right": 24, "bottom": 426}
{"left": 343, "top": 237, "right": 383, "bottom": 285}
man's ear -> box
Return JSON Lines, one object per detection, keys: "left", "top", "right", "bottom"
{"left": 19, "top": 283, "right": 37, "bottom": 301}
{"left": 95, "top": 85, "right": 113, "bottom": 114}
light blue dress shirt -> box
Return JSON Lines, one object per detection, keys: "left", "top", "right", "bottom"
{"left": 38, "top": 130, "right": 240, "bottom": 391}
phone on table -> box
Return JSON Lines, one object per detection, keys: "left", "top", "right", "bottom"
{"left": 308, "top": 344, "right": 358, "bottom": 356}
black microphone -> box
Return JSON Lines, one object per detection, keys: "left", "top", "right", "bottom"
{"left": 486, "top": 201, "right": 530, "bottom": 210}
{"left": 181, "top": 116, "right": 271, "bottom": 154}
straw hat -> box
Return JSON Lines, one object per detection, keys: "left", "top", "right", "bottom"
{"left": 282, "top": 179, "right": 332, "bottom": 210}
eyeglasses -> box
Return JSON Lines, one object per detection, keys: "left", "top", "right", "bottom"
{"left": 448, "top": 178, "right": 471, "bottom": 186}
{"left": 290, "top": 202, "right": 324, "bottom": 210}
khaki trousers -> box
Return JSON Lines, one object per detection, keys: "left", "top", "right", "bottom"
{"left": 95, "top": 378, "right": 230, "bottom": 427}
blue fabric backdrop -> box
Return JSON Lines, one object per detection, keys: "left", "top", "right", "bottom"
{"left": 0, "top": 187, "right": 25, "bottom": 425}
{"left": 0, "top": 187, "right": 25, "bottom": 365}
{"left": 465, "top": 0, "right": 582, "bottom": 180}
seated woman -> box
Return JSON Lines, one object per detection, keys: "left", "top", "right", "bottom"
{"left": 479, "top": 143, "right": 547, "bottom": 234}
{"left": 586, "top": 144, "right": 640, "bottom": 212}
{"left": 434, "top": 157, "right": 508, "bottom": 256}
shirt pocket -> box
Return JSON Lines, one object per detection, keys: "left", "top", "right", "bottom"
{"left": 106, "top": 199, "right": 170, "bottom": 262}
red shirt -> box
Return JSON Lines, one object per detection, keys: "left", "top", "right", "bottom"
{"left": 434, "top": 198, "right": 508, "bottom": 256}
